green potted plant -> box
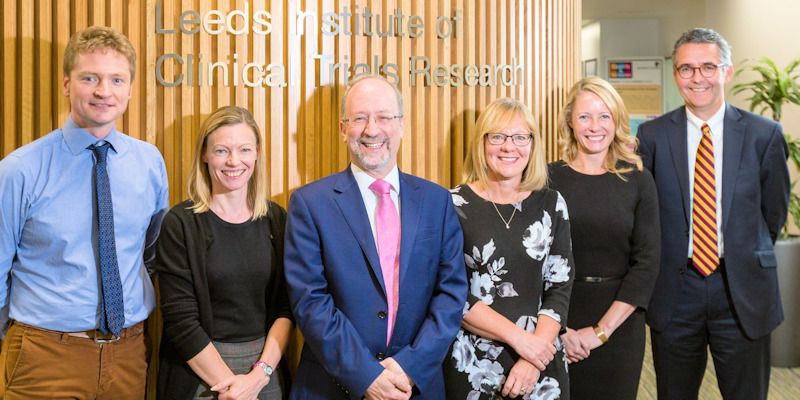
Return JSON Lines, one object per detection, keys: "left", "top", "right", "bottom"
{"left": 732, "top": 56, "right": 800, "bottom": 367}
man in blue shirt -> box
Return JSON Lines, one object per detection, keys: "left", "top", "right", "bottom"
{"left": 0, "top": 26, "right": 168, "bottom": 399}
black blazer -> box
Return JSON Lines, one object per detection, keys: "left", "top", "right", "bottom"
{"left": 637, "top": 104, "right": 789, "bottom": 339}
{"left": 154, "top": 200, "right": 293, "bottom": 399}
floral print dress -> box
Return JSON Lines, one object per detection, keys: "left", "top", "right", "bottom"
{"left": 444, "top": 184, "right": 574, "bottom": 400}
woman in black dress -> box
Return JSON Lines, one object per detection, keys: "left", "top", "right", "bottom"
{"left": 549, "top": 77, "right": 660, "bottom": 400}
{"left": 445, "top": 97, "right": 574, "bottom": 399}
{"left": 155, "top": 106, "right": 294, "bottom": 399}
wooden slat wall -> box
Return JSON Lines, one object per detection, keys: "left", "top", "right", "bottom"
{"left": 2, "top": 0, "right": 580, "bottom": 200}
{"left": 1, "top": 0, "right": 580, "bottom": 397}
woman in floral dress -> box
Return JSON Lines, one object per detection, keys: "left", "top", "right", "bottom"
{"left": 444, "top": 97, "right": 574, "bottom": 400}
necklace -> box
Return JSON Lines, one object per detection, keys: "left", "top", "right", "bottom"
{"left": 486, "top": 189, "right": 517, "bottom": 229}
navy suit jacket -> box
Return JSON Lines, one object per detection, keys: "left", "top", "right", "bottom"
{"left": 284, "top": 167, "right": 467, "bottom": 399}
{"left": 637, "top": 104, "right": 789, "bottom": 339}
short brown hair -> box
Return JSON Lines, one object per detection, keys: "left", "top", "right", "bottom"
{"left": 63, "top": 26, "right": 136, "bottom": 80}
{"left": 673, "top": 28, "right": 732, "bottom": 67}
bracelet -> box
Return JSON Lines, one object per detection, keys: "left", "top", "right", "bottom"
{"left": 593, "top": 325, "right": 608, "bottom": 344}
{"left": 252, "top": 360, "right": 274, "bottom": 377}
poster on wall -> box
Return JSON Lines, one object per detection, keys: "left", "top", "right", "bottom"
{"left": 606, "top": 57, "right": 664, "bottom": 133}
{"left": 607, "top": 58, "right": 662, "bottom": 85}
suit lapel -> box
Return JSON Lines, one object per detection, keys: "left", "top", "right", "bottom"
{"left": 398, "top": 172, "right": 422, "bottom": 290}
{"left": 721, "top": 105, "right": 744, "bottom": 231}
{"left": 332, "top": 168, "right": 386, "bottom": 295}
{"left": 668, "top": 107, "right": 691, "bottom": 224}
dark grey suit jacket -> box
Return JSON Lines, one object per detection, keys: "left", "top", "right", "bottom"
{"left": 637, "top": 104, "right": 790, "bottom": 339}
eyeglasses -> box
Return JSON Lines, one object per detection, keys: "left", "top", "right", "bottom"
{"left": 485, "top": 132, "right": 533, "bottom": 146}
{"left": 675, "top": 63, "right": 726, "bottom": 79}
{"left": 342, "top": 114, "right": 403, "bottom": 128}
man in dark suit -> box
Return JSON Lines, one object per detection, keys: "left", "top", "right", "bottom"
{"left": 284, "top": 75, "right": 467, "bottom": 399}
{"left": 637, "top": 28, "right": 790, "bottom": 400}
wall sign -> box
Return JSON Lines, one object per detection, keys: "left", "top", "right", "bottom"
{"left": 154, "top": 1, "right": 524, "bottom": 88}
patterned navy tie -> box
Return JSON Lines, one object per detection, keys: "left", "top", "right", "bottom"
{"left": 91, "top": 142, "right": 125, "bottom": 336}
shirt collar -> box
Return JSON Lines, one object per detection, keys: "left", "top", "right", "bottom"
{"left": 686, "top": 103, "right": 726, "bottom": 131}
{"left": 62, "top": 115, "right": 126, "bottom": 156}
{"left": 350, "top": 163, "right": 401, "bottom": 194}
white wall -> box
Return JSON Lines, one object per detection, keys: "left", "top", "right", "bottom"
{"left": 705, "top": 0, "right": 800, "bottom": 137}
{"left": 600, "top": 18, "right": 660, "bottom": 57}
{"left": 597, "top": 19, "right": 660, "bottom": 78}
{"left": 706, "top": 0, "right": 800, "bottom": 232}
{"left": 584, "top": 0, "right": 800, "bottom": 137}
{"left": 582, "top": 21, "right": 600, "bottom": 62}
{"left": 657, "top": 5, "right": 705, "bottom": 57}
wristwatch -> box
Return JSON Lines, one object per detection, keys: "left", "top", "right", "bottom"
{"left": 252, "top": 360, "right": 274, "bottom": 377}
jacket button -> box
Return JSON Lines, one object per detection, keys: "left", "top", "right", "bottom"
{"left": 376, "top": 352, "right": 385, "bottom": 360}
{"left": 377, "top": 311, "right": 387, "bottom": 319}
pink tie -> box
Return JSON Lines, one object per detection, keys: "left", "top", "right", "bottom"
{"left": 369, "top": 179, "right": 401, "bottom": 345}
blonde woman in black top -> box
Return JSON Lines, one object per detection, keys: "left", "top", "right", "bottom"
{"left": 155, "top": 106, "right": 293, "bottom": 399}
{"left": 549, "top": 77, "right": 660, "bottom": 400}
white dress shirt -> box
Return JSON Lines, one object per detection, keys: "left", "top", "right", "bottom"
{"left": 351, "top": 163, "right": 401, "bottom": 248}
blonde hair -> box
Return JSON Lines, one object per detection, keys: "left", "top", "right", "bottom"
{"left": 63, "top": 26, "right": 136, "bottom": 80}
{"left": 463, "top": 97, "right": 547, "bottom": 192}
{"left": 187, "top": 106, "right": 270, "bottom": 219}
{"left": 557, "top": 77, "right": 642, "bottom": 177}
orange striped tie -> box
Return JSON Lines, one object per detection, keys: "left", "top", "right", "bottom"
{"left": 692, "top": 123, "right": 719, "bottom": 276}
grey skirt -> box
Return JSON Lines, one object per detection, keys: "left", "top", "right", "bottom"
{"left": 193, "top": 337, "right": 282, "bottom": 399}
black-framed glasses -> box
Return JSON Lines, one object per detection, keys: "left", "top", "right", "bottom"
{"left": 485, "top": 132, "right": 533, "bottom": 146}
{"left": 675, "top": 63, "right": 726, "bottom": 79}
{"left": 342, "top": 114, "right": 403, "bottom": 128}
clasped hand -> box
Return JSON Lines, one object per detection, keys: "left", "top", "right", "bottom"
{"left": 211, "top": 368, "right": 269, "bottom": 400}
{"left": 561, "top": 326, "right": 603, "bottom": 364}
{"left": 510, "top": 331, "right": 556, "bottom": 371}
{"left": 501, "top": 358, "right": 540, "bottom": 398}
{"left": 364, "top": 357, "right": 413, "bottom": 400}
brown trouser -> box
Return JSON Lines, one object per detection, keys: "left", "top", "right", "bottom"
{"left": 0, "top": 321, "right": 148, "bottom": 400}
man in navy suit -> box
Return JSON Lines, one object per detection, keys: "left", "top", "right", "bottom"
{"left": 637, "top": 28, "right": 790, "bottom": 400}
{"left": 284, "top": 75, "right": 467, "bottom": 399}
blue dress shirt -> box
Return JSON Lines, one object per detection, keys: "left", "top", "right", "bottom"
{"left": 0, "top": 116, "right": 169, "bottom": 334}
